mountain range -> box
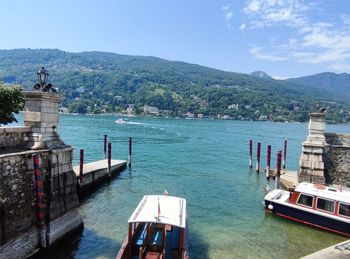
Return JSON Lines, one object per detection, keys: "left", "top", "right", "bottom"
{"left": 0, "top": 49, "right": 349, "bottom": 123}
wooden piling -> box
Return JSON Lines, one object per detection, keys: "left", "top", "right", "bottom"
{"left": 104, "top": 134, "right": 107, "bottom": 159}
{"left": 275, "top": 151, "right": 282, "bottom": 189}
{"left": 79, "top": 149, "right": 84, "bottom": 184}
{"left": 283, "top": 139, "right": 287, "bottom": 169}
{"left": 266, "top": 145, "right": 271, "bottom": 179}
{"left": 128, "top": 137, "right": 132, "bottom": 167}
{"left": 32, "top": 154, "right": 47, "bottom": 248}
{"left": 256, "top": 142, "right": 261, "bottom": 173}
{"left": 108, "top": 142, "right": 112, "bottom": 178}
{"left": 249, "top": 140, "right": 253, "bottom": 169}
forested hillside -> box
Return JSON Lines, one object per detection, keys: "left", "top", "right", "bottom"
{"left": 0, "top": 49, "right": 349, "bottom": 123}
{"left": 287, "top": 72, "right": 350, "bottom": 98}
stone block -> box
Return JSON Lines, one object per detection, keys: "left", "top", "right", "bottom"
{"left": 313, "top": 161, "right": 324, "bottom": 170}
{"left": 41, "top": 113, "right": 59, "bottom": 123}
{"left": 49, "top": 200, "right": 65, "bottom": 219}
{"left": 46, "top": 209, "right": 83, "bottom": 246}
{"left": 24, "top": 111, "right": 41, "bottom": 122}
{"left": 300, "top": 160, "right": 311, "bottom": 168}
{"left": 65, "top": 194, "right": 79, "bottom": 211}
{"left": 61, "top": 151, "right": 72, "bottom": 163}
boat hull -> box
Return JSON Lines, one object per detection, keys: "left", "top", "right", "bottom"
{"left": 265, "top": 200, "right": 350, "bottom": 237}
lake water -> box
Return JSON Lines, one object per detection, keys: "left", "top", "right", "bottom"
{"left": 35, "top": 115, "right": 350, "bottom": 258}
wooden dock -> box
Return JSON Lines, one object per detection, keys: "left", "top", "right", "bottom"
{"left": 73, "top": 159, "right": 127, "bottom": 189}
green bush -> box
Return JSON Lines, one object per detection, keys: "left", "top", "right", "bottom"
{"left": 0, "top": 83, "right": 24, "bottom": 125}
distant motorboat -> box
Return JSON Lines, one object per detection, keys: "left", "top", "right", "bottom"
{"left": 116, "top": 118, "right": 128, "bottom": 124}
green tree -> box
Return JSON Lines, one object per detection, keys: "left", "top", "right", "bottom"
{"left": 0, "top": 83, "right": 24, "bottom": 125}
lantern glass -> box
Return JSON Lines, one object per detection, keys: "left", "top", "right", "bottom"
{"left": 37, "top": 67, "right": 48, "bottom": 85}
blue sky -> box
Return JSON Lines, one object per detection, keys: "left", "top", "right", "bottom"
{"left": 1, "top": 0, "right": 350, "bottom": 78}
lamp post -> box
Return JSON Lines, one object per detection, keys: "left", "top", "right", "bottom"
{"left": 33, "top": 67, "right": 59, "bottom": 93}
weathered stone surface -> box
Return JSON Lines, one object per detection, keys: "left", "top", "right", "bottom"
{"left": 0, "top": 92, "right": 82, "bottom": 258}
{"left": 0, "top": 227, "right": 40, "bottom": 259}
{"left": 324, "top": 134, "right": 350, "bottom": 186}
{"left": 46, "top": 209, "right": 82, "bottom": 246}
{"left": 298, "top": 113, "right": 326, "bottom": 184}
{"left": 23, "top": 92, "right": 65, "bottom": 150}
{"left": 0, "top": 127, "right": 31, "bottom": 148}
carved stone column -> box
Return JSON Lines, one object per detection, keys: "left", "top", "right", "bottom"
{"left": 298, "top": 113, "right": 326, "bottom": 184}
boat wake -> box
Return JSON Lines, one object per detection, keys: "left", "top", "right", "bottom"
{"left": 115, "top": 118, "right": 147, "bottom": 126}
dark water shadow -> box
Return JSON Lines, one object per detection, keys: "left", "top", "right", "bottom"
{"left": 188, "top": 230, "right": 209, "bottom": 259}
{"left": 77, "top": 166, "right": 127, "bottom": 202}
{"left": 29, "top": 227, "right": 120, "bottom": 259}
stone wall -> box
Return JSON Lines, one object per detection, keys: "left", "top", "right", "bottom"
{"left": 0, "top": 152, "right": 35, "bottom": 244}
{"left": 0, "top": 147, "right": 82, "bottom": 258}
{"left": 0, "top": 126, "right": 31, "bottom": 148}
{"left": 324, "top": 133, "right": 350, "bottom": 186}
{"left": 0, "top": 88, "right": 83, "bottom": 258}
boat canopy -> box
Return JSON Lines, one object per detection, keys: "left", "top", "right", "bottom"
{"left": 296, "top": 182, "right": 350, "bottom": 203}
{"left": 128, "top": 195, "right": 186, "bottom": 228}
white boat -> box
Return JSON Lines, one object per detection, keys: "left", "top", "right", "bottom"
{"left": 116, "top": 118, "right": 128, "bottom": 124}
{"left": 116, "top": 195, "right": 189, "bottom": 259}
{"left": 264, "top": 182, "right": 350, "bottom": 237}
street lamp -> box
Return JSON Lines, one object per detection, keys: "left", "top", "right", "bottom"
{"left": 33, "top": 67, "right": 59, "bottom": 93}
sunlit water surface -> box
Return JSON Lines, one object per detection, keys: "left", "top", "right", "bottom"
{"left": 30, "top": 115, "right": 349, "bottom": 258}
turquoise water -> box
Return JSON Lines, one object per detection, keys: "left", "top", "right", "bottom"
{"left": 47, "top": 115, "right": 350, "bottom": 258}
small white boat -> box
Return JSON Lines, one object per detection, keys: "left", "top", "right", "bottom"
{"left": 116, "top": 118, "right": 128, "bottom": 124}
{"left": 264, "top": 182, "right": 350, "bottom": 237}
{"left": 116, "top": 195, "right": 189, "bottom": 259}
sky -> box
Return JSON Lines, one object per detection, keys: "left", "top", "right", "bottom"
{"left": 1, "top": 0, "right": 350, "bottom": 78}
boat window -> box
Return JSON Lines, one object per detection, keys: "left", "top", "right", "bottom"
{"left": 297, "top": 194, "right": 313, "bottom": 207}
{"left": 316, "top": 198, "right": 335, "bottom": 213}
{"left": 339, "top": 203, "right": 350, "bottom": 217}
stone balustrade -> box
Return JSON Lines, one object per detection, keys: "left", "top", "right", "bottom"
{"left": 0, "top": 126, "right": 31, "bottom": 148}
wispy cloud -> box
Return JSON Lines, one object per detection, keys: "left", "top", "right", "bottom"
{"left": 222, "top": 4, "right": 231, "bottom": 11}
{"left": 226, "top": 12, "right": 233, "bottom": 21}
{"left": 222, "top": 4, "right": 234, "bottom": 26}
{"left": 250, "top": 47, "right": 288, "bottom": 61}
{"left": 243, "top": 0, "right": 350, "bottom": 70}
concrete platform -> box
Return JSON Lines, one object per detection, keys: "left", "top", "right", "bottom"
{"left": 73, "top": 159, "right": 127, "bottom": 189}
{"left": 301, "top": 239, "right": 350, "bottom": 259}
{"left": 266, "top": 169, "right": 299, "bottom": 190}
{"left": 280, "top": 170, "right": 298, "bottom": 190}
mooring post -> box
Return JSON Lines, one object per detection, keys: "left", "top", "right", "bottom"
{"left": 104, "top": 134, "right": 107, "bottom": 159}
{"left": 79, "top": 149, "right": 84, "bottom": 184}
{"left": 32, "top": 154, "right": 47, "bottom": 248}
{"left": 249, "top": 140, "right": 253, "bottom": 169}
{"left": 256, "top": 142, "right": 261, "bottom": 173}
{"left": 108, "top": 142, "right": 112, "bottom": 178}
{"left": 283, "top": 139, "right": 287, "bottom": 169}
{"left": 266, "top": 145, "right": 271, "bottom": 180}
{"left": 128, "top": 137, "right": 132, "bottom": 167}
{"left": 275, "top": 151, "right": 282, "bottom": 189}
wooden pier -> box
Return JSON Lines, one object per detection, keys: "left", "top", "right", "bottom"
{"left": 73, "top": 159, "right": 127, "bottom": 189}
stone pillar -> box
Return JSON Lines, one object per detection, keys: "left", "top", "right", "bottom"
{"left": 298, "top": 113, "right": 326, "bottom": 184}
{"left": 23, "top": 91, "right": 65, "bottom": 149}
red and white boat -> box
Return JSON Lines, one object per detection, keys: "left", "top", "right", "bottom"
{"left": 264, "top": 182, "right": 350, "bottom": 237}
{"left": 116, "top": 195, "right": 188, "bottom": 259}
